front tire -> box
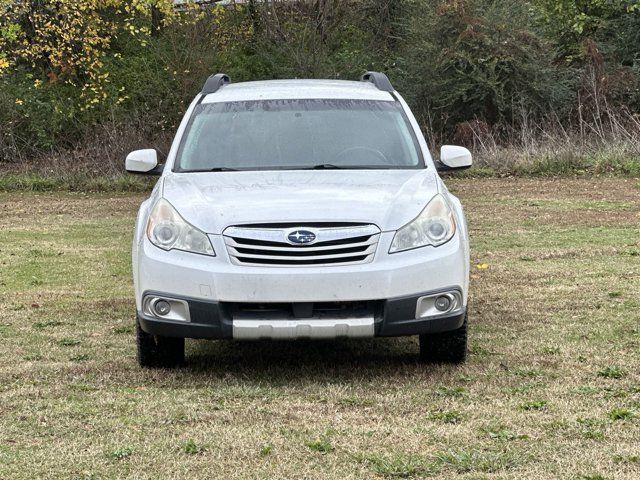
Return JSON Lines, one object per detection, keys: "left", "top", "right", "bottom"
{"left": 419, "top": 314, "right": 468, "bottom": 364}
{"left": 136, "top": 318, "right": 185, "bottom": 368}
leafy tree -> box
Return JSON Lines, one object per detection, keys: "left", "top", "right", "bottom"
{"left": 533, "top": 0, "right": 640, "bottom": 59}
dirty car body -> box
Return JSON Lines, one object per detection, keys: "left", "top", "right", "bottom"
{"left": 127, "top": 72, "right": 473, "bottom": 367}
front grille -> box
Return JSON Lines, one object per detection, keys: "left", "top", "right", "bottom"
{"left": 223, "top": 224, "right": 380, "bottom": 266}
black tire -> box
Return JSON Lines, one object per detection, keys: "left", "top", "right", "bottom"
{"left": 419, "top": 315, "right": 468, "bottom": 364}
{"left": 136, "top": 319, "right": 185, "bottom": 368}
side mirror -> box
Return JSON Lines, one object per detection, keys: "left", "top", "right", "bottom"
{"left": 437, "top": 145, "right": 473, "bottom": 171}
{"left": 125, "top": 149, "right": 163, "bottom": 175}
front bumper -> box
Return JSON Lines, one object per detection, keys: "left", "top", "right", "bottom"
{"left": 137, "top": 289, "right": 467, "bottom": 340}
{"left": 134, "top": 231, "right": 469, "bottom": 309}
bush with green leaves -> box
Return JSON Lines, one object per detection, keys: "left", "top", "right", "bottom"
{"left": 394, "top": 0, "right": 575, "bottom": 133}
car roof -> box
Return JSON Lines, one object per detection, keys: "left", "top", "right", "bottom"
{"left": 200, "top": 79, "right": 395, "bottom": 103}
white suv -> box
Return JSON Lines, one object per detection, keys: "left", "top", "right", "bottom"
{"left": 127, "top": 72, "right": 472, "bottom": 368}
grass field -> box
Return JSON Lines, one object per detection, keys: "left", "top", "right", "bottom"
{"left": 0, "top": 178, "right": 638, "bottom": 479}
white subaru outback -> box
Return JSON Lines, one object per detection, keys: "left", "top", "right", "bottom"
{"left": 126, "top": 72, "right": 472, "bottom": 368}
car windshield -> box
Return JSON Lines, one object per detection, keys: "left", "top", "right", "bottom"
{"left": 174, "top": 99, "right": 423, "bottom": 171}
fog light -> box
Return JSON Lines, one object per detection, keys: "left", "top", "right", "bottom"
{"left": 153, "top": 299, "right": 171, "bottom": 316}
{"left": 434, "top": 295, "right": 452, "bottom": 312}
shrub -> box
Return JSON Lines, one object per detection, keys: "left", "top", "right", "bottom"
{"left": 396, "top": 0, "right": 574, "bottom": 134}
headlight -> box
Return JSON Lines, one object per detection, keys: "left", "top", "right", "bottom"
{"left": 390, "top": 194, "right": 456, "bottom": 253}
{"left": 146, "top": 199, "right": 215, "bottom": 256}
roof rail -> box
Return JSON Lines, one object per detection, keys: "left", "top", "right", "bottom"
{"left": 201, "top": 73, "right": 230, "bottom": 95}
{"left": 360, "top": 71, "right": 394, "bottom": 92}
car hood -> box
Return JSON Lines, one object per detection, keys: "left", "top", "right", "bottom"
{"left": 162, "top": 170, "right": 440, "bottom": 234}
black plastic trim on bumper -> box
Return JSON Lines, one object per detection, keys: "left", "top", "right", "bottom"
{"left": 138, "top": 291, "right": 232, "bottom": 339}
{"left": 138, "top": 289, "right": 466, "bottom": 339}
{"left": 378, "top": 288, "right": 466, "bottom": 337}
{"left": 378, "top": 308, "right": 466, "bottom": 337}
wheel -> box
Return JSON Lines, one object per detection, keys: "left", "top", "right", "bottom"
{"left": 419, "top": 315, "right": 468, "bottom": 364}
{"left": 136, "top": 319, "right": 185, "bottom": 368}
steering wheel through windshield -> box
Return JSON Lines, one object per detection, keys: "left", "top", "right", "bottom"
{"left": 334, "top": 146, "right": 388, "bottom": 165}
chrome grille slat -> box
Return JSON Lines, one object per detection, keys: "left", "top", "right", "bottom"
{"left": 224, "top": 236, "right": 378, "bottom": 253}
{"left": 224, "top": 225, "right": 380, "bottom": 243}
{"left": 223, "top": 224, "right": 380, "bottom": 267}
{"left": 227, "top": 244, "right": 377, "bottom": 261}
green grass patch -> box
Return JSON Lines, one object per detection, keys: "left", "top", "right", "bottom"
{"left": 597, "top": 366, "right": 626, "bottom": 379}
{"left": 0, "top": 173, "right": 155, "bottom": 193}
{"left": 608, "top": 408, "right": 635, "bottom": 421}
{"left": 358, "top": 453, "right": 435, "bottom": 478}
{"left": 182, "top": 439, "right": 207, "bottom": 455}
{"left": 0, "top": 180, "right": 638, "bottom": 479}
{"left": 428, "top": 410, "right": 464, "bottom": 424}
{"left": 304, "top": 436, "right": 334, "bottom": 454}
{"left": 107, "top": 447, "right": 133, "bottom": 461}
{"left": 519, "top": 400, "right": 548, "bottom": 411}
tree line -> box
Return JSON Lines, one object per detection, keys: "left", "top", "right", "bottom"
{"left": 1, "top": 0, "right": 639, "bottom": 162}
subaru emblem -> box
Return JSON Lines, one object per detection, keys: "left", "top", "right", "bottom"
{"left": 287, "top": 229, "right": 317, "bottom": 245}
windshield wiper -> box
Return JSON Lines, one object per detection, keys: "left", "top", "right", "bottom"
{"left": 181, "top": 167, "right": 240, "bottom": 172}
{"left": 310, "top": 164, "right": 346, "bottom": 170}
{"left": 308, "top": 164, "right": 391, "bottom": 170}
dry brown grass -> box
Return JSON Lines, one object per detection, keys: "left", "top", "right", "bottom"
{"left": 0, "top": 122, "right": 171, "bottom": 192}
{"left": 449, "top": 110, "right": 640, "bottom": 176}
{"left": 0, "top": 178, "right": 638, "bottom": 479}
